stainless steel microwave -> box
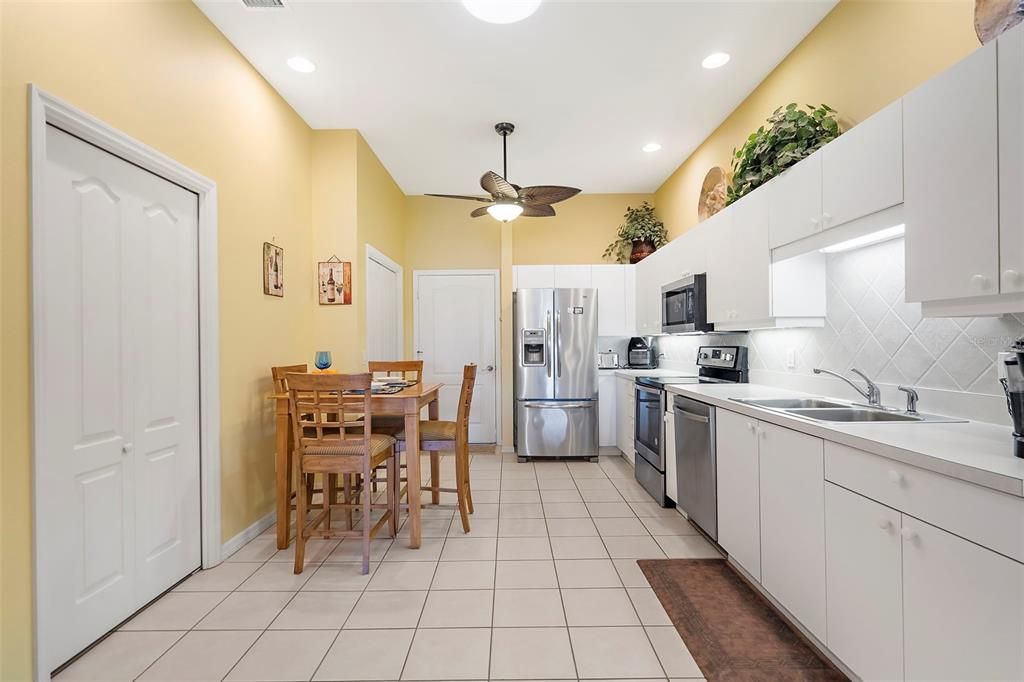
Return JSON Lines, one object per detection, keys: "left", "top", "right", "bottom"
{"left": 661, "top": 274, "right": 714, "bottom": 334}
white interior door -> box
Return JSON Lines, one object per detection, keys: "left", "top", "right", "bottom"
{"left": 415, "top": 271, "right": 498, "bottom": 442}
{"left": 37, "top": 125, "right": 201, "bottom": 672}
{"left": 366, "top": 247, "right": 402, "bottom": 362}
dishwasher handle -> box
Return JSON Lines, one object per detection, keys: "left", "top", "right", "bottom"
{"left": 675, "top": 408, "right": 710, "bottom": 424}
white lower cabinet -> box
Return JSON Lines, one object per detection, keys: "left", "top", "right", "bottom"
{"left": 757, "top": 422, "right": 827, "bottom": 642}
{"left": 615, "top": 376, "right": 635, "bottom": 462}
{"left": 715, "top": 409, "right": 761, "bottom": 580}
{"left": 824, "top": 482, "right": 904, "bottom": 681}
{"left": 902, "top": 517, "right": 1024, "bottom": 682}
{"left": 597, "top": 373, "right": 616, "bottom": 447}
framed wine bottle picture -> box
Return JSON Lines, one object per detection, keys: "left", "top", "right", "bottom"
{"left": 318, "top": 259, "right": 351, "bottom": 305}
{"left": 263, "top": 242, "right": 284, "bottom": 297}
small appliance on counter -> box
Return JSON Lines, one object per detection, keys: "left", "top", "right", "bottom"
{"left": 633, "top": 345, "right": 748, "bottom": 509}
{"left": 999, "top": 340, "right": 1024, "bottom": 459}
{"left": 627, "top": 336, "right": 658, "bottom": 369}
{"left": 598, "top": 350, "right": 619, "bottom": 369}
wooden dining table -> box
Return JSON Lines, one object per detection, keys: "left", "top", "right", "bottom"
{"left": 269, "top": 380, "right": 442, "bottom": 550}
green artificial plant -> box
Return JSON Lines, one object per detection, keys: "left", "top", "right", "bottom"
{"left": 727, "top": 103, "right": 841, "bottom": 205}
{"left": 603, "top": 201, "right": 669, "bottom": 263}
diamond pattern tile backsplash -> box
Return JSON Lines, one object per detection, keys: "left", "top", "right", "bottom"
{"left": 659, "top": 238, "right": 1023, "bottom": 397}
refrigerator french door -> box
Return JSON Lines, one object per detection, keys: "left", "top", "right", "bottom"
{"left": 513, "top": 288, "right": 599, "bottom": 459}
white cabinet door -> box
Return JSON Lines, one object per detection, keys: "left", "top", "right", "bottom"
{"left": 515, "top": 265, "right": 555, "bottom": 289}
{"left": 902, "top": 517, "right": 1024, "bottom": 681}
{"left": 623, "top": 266, "right": 636, "bottom": 336}
{"left": 768, "top": 151, "right": 823, "bottom": 248}
{"left": 703, "top": 209, "right": 733, "bottom": 324}
{"left": 664, "top": 407, "right": 677, "bottom": 503}
{"left": 904, "top": 42, "right": 999, "bottom": 303}
{"left": 824, "top": 483, "right": 904, "bottom": 681}
{"left": 821, "top": 100, "right": 903, "bottom": 229}
{"left": 1000, "top": 23, "right": 1024, "bottom": 293}
{"left": 615, "top": 376, "right": 635, "bottom": 461}
{"left": 598, "top": 373, "right": 617, "bottom": 447}
{"left": 758, "top": 422, "right": 826, "bottom": 641}
{"left": 592, "top": 265, "right": 626, "bottom": 336}
{"left": 727, "top": 186, "right": 772, "bottom": 323}
{"left": 715, "top": 410, "right": 761, "bottom": 580}
{"left": 633, "top": 258, "right": 660, "bottom": 335}
{"left": 553, "top": 265, "right": 592, "bottom": 288}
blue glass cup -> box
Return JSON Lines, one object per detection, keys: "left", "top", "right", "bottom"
{"left": 314, "top": 351, "right": 332, "bottom": 371}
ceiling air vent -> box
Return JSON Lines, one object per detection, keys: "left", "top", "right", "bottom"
{"left": 241, "top": 0, "right": 284, "bottom": 8}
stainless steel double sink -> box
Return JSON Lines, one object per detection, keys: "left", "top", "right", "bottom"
{"left": 731, "top": 397, "right": 964, "bottom": 423}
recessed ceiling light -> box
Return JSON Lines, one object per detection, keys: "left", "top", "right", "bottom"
{"left": 462, "top": 0, "right": 541, "bottom": 24}
{"left": 642, "top": 143, "right": 662, "bottom": 153}
{"left": 701, "top": 52, "right": 731, "bottom": 69}
{"left": 287, "top": 56, "right": 316, "bottom": 73}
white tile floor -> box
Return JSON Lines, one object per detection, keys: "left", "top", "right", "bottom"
{"left": 55, "top": 450, "right": 718, "bottom": 682}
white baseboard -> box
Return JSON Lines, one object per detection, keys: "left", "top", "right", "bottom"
{"left": 500, "top": 445, "right": 516, "bottom": 453}
{"left": 220, "top": 510, "right": 276, "bottom": 562}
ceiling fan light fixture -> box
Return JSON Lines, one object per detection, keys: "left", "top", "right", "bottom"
{"left": 462, "top": 0, "right": 541, "bottom": 24}
{"left": 487, "top": 201, "right": 524, "bottom": 222}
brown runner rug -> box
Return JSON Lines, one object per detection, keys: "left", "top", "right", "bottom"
{"left": 638, "top": 559, "right": 847, "bottom": 681}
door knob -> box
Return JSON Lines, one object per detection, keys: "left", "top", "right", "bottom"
{"left": 122, "top": 443, "right": 133, "bottom": 455}
{"left": 486, "top": 365, "right": 494, "bottom": 372}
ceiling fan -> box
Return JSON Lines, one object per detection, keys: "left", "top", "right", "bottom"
{"left": 426, "top": 122, "right": 581, "bottom": 222}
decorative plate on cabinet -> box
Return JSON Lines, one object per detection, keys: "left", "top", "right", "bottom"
{"left": 698, "top": 166, "right": 729, "bottom": 221}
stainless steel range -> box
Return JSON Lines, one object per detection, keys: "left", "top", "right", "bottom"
{"left": 634, "top": 346, "right": 748, "bottom": 509}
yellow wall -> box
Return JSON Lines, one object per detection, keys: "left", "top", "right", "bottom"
{"left": 311, "top": 130, "right": 360, "bottom": 367}
{"left": 654, "top": 0, "right": 979, "bottom": 238}
{"left": 1, "top": 2, "right": 314, "bottom": 678}
{"left": 512, "top": 194, "right": 654, "bottom": 264}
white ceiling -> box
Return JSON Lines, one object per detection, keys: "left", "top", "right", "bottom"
{"left": 195, "top": 0, "right": 837, "bottom": 195}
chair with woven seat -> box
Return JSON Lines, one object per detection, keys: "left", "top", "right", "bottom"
{"left": 395, "top": 364, "right": 476, "bottom": 533}
{"left": 287, "top": 372, "right": 398, "bottom": 574}
{"left": 367, "top": 360, "right": 423, "bottom": 435}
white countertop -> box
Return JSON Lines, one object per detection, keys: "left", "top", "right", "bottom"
{"left": 608, "top": 368, "right": 695, "bottom": 379}
{"left": 665, "top": 382, "right": 1024, "bottom": 497}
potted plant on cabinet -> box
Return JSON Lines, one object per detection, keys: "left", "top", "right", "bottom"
{"left": 603, "top": 201, "right": 668, "bottom": 264}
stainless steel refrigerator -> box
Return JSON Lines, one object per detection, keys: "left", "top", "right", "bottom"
{"left": 513, "top": 288, "right": 599, "bottom": 461}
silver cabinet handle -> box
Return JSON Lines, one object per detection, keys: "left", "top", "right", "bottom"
{"left": 523, "top": 402, "right": 593, "bottom": 409}
{"left": 677, "top": 411, "right": 710, "bottom": 424}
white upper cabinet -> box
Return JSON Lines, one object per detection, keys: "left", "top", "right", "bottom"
{"left": 768, "top": 150, "right": 822, "bottom": 249}
{"left": 553, "top": 265, "right": 592, "bottom": 289}
{"left": 1000, "top": 23, "right": 1024, "bottom": 294}
{"left": 633, "top": 256, "right": 661, "bottom": 335}
{"left": 904, "top": 41, "right": 999, "bottom": 303}
{"left": 515, "top": 265, "right": 555, "bottom": 289}
{"left": 821, "top": 100, "right": 904, "bottom": 229}
{"left": 591, "top": 264, "right": 632, "bottom": 336}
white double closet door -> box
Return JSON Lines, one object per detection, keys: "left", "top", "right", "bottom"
{"left": 37, "top": 125, "right": 202, "bottom": 672}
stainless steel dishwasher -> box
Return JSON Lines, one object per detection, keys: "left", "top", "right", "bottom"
{"left": 673, "top": 395, "right": 717, "bottom": 541}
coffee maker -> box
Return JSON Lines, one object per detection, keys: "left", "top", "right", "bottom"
{"left": 998, "top": 339, "right": 1024, "bottom": 459}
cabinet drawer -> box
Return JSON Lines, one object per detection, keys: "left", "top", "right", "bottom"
{"left": 825, "top": 442, "right": 1024, "bottom": 562}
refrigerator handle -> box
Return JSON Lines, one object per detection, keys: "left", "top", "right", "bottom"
{"left": 545, "top": 310, "right": 552, "bottom": 378}
{"left": 555, "top": 310, "right": 562, "bottom": 378}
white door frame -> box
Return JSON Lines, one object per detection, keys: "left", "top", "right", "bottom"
{"left": 29, "top": 85, "right": 221, "bottom": 676}
{"left": 365, "top": 244, "right": 404, "bottom": 361}
{"left": 412, "top": 269, "right": 501, "bottom": 442}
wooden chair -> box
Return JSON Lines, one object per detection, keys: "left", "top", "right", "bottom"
{"left": 395, "top": 364, "right": 477, "bottom": 533}
{"left": 367, "top": 360, "right": 424, "bottom": 491}
{"left": 287, "top": 372, "right": 398, "bottom": 574}
{"left": 271, "top": 364, "right": 324, "bottom": 533}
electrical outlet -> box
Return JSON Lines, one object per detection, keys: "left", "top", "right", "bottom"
{"left": 786, "top": 348, "right": 797, "bottom": 369}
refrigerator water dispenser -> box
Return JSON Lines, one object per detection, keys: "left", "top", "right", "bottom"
{"left": 521, "top": 329, "right": 546, "bottom": 366}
